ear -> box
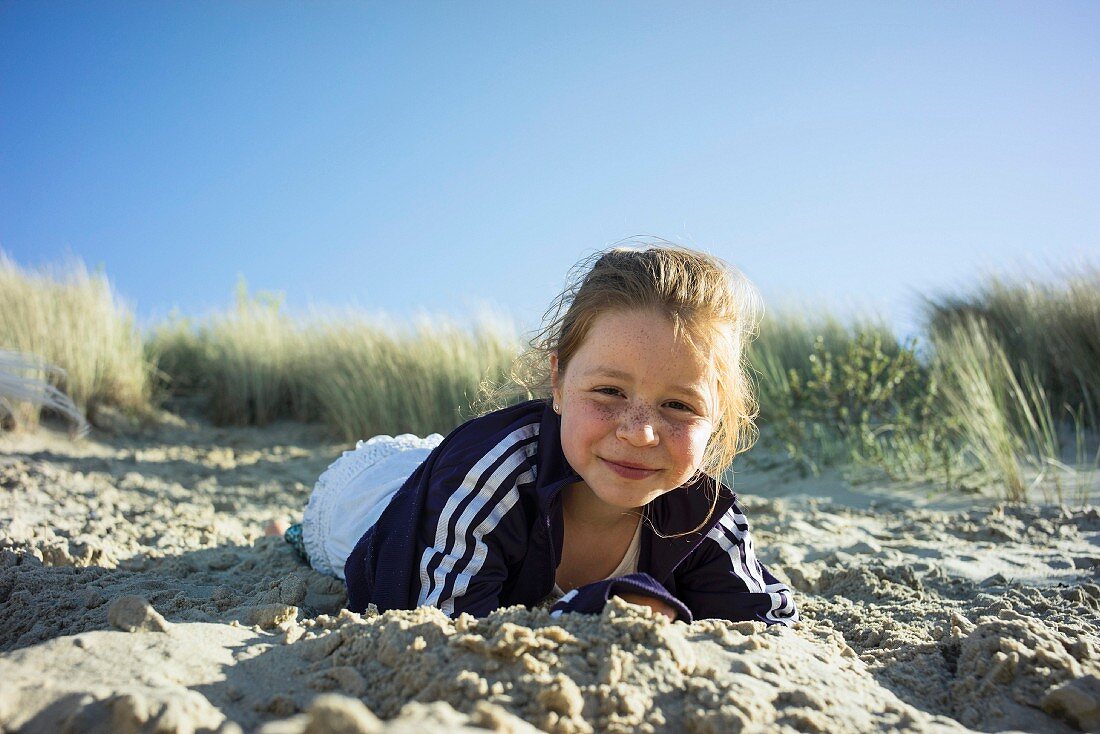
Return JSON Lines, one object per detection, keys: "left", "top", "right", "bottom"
{"left": 549, "top": 352, "right": 562, "bottom": 405}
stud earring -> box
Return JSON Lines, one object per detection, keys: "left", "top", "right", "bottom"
{"left": 553, "top": 403, "right": 560, "bottom": 413}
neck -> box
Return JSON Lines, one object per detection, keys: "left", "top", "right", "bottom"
{"left": 561, "top": 482, "right": 640, "bottom": 531}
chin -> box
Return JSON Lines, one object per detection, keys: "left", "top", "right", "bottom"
{"left": 592, "top": 482, "right": 665, "bottom": 510}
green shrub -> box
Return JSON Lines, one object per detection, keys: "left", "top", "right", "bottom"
{"left": 761, "top": 328, "right": 956, "bottom": 480}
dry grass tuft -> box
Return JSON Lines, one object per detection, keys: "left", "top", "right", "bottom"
{"left": 0, "top": 255, "right": 153, "bottom": 428}
{"left": 145, "top": 288, "right": 520, "bottom": 438}
{"left": 0, "top": 349, "right": 88, "bottom": 435}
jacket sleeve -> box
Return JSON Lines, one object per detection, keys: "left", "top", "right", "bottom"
{"left": 549, "top": 572, "right": 693, "bottom": 621}
{"left": 674, "top": 500, "right": 798, "bottom": 625}
{"left": 410, "top": 428, "right": 538, "bottom": 618}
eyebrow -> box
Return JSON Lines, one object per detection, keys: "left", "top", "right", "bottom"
{"left": 581, "top": 366, "right": 711, "bottom": 405}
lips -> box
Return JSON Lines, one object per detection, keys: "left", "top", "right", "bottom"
{"left": 601, "top": 458, "right": 659, "bottom": 480}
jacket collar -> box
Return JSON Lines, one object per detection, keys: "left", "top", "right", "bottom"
{"left": 642, "top": 472, "right": 737, "bottom": 582}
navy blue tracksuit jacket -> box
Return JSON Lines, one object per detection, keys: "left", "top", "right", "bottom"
{"left": 344, "top": 399, "right": 797, "bottom": 625}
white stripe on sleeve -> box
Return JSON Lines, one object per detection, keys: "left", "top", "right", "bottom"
{"left": 417, "top": 423, "right": 539, "bottom": 613}
{"left": 706, "top": 504, "right": 798, "bottom": 624}
{"left": 706, "top": 507, "right": 765, "bottom": 593}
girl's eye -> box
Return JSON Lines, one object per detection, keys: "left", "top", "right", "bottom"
{"left": 594, "top": 387, "right": 623, "bottom": 397}
{"left": 665, "top": 401, "right": 695, "bottom": 413}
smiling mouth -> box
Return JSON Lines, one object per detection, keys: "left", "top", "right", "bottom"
{"left": 602, "top": 458, "right": 659, "bottom": 480}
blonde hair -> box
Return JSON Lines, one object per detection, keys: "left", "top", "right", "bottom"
{"left": 502, "top": 240, "right": 762, "bottom": 485}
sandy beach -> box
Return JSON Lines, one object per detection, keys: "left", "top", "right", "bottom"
{"left": 1, "top": 409, "right": 1098, "bottom": 734}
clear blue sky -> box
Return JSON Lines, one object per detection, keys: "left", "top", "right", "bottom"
{"left": 2, "top": 1, "right": 1098, "bottom": 338}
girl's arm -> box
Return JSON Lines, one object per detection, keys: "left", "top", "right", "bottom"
{"left": 616, "top": 592, "right": 678, "bottom": 621}
{"left": 549, "top": 502, "right": 797, "bottom": 625}
{"left": 410, "top": 427, "right": 540, "bottom": 618}
{"left": 673, "top": 501, "right": 798, "bottom": 625}
{"left": 549, "top": 573, "right": 693, "bottom": 621}
{"left": 344, "top": 419, "right": 539, "bottom": 618}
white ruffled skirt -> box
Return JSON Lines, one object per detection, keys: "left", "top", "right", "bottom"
{"left": 301, "top": 433, "right": 443, "bottom": 579}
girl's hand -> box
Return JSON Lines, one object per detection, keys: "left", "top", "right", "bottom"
{"left": 615, "top": 592, "right": 679, "bottom": 621}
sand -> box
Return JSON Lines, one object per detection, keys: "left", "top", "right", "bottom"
{"left": 1, "top": 409, "right": 1098, "bottom": 733}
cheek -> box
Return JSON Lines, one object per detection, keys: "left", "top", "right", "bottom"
{"left": 668, "top": 422, "right": 713, "bottom": 468}
{"left": 559, "top": 401, "right": 613, "bottom": 455}
{"left": 564, "top": 393, "right": 618, "bottom": 428}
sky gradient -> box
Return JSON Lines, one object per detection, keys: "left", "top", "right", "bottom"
{"left": 2, "top": 1, "right": 1098, "bottom": 337}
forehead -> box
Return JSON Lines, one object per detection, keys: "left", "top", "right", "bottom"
{"left": 568, "top": 309, "right": 715, "bottom": 387}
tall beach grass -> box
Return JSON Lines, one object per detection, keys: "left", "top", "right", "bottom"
{"left": 928, "top": 303, "right": 1100, "bottom": 506}
{"left": 145, "top": 287, "right": 520, "bottom": 438}
{"left": 924, "top": 267, "right": 1100, "bottom": 428}
{"left": 308, "top": 316, "right": 519, "bottom": 440}
{"left": 749, "top": 276, "right": 1098, "bottom": 503}
{"left": 5, "top": 252, "right": 1096, "bottom": 503}
{"left": 0, "top": 350, "right": 88, "bottom": 436}
{"left": 0, "top": 255, "right": 153, "bottom": 428}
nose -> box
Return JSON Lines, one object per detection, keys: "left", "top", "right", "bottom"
{"left": 616, "top": 406, "right": 659, "bottom": 447}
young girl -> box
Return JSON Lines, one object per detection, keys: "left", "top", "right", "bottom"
{"left": 276, "top": 244, "right": 797, "bottom": 625}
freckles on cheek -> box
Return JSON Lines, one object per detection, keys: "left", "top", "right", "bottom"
{"left": 663, "top": 420, "right": 688, "bottom": 439}
{"left": 568, "top": 392, "right": 616, "bottom": 422}
{"left": 595, "top": 403, "right": 617, "bottom": 421}
{"left": 663, "top": 419, "right": 710, "bottom": 449}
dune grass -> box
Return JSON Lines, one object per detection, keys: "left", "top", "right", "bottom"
{"left": 924, "top": 267, "right": 1100, "bottom": 429}
{"left": 308, "top": 316, "right": 519, "bottom": 440}
{"left": 5, "top": 252, "right": 1096, "bottom": 503}
{"left": 929, "top": 268, "right": 1100, "bottom": 503}
{"left": 200, "top": 289, "right": 317, "bottom": 426}
{"left": 0, "top": 255, "right": 153, "bottom": 428}
{"left": 145, "top": 286, "right": 520, "bottom": 438}
{"left": 0, "top": 350, "right": 88, "bottom": 436}
{"left": 929, "top": 317, "right": 1039, "bottom": 501}
{"left": 927, "top": 302, "right": 1099, "bottom": 504}
{"left": 749, "top": 282, "right": 1098, "bottom": 503}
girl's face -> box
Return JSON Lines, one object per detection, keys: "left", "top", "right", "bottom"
{"left": 551, "top": 308, "right": 717, "bottom": 514}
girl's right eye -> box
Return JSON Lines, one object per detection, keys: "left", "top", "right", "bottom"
{"left": 594, "top": 387, "right": 623, "bottom": 397}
